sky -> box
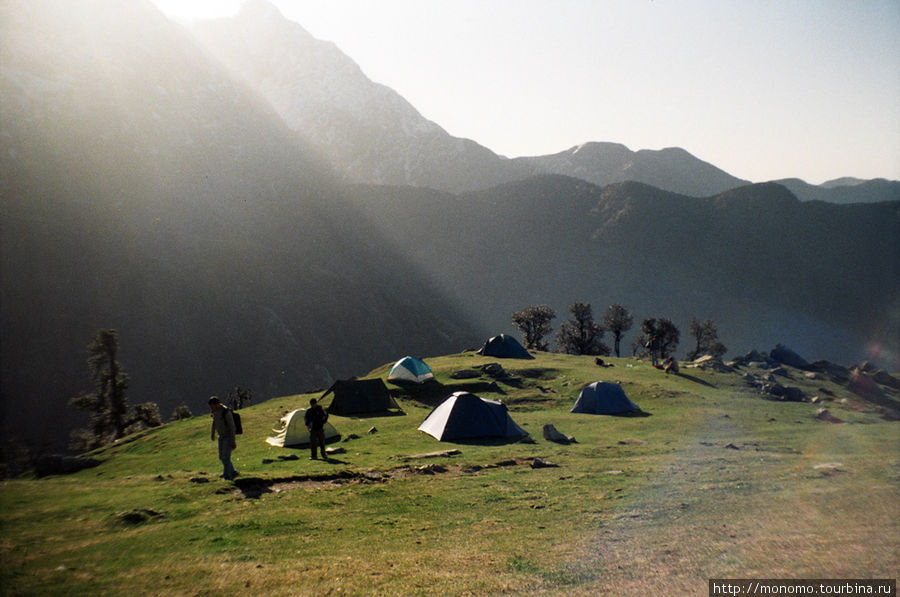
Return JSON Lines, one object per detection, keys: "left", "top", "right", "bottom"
{"left": 153, "top": 0, "right": 899, "bottom": 184}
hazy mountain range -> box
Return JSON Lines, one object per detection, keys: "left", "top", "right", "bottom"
{"left": 191, "top": 0, "right": 898, "bottom": 201}
{"left": 1, "top": 0, "right": 897, "bottom": 449}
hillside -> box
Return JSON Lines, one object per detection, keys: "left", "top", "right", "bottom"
{"left": 1, "top": 350, "right": 897, "bottom": 594}
{"left": 0, "top": 0, "right": 482, "bottom": 449}
{"left": 345, "top": 177, "right": 900, "bottom": 368}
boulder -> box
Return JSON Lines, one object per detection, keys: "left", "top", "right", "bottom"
{"left": 530, "top": 458, "right": 558, "bottom": 469}
{"left": 542, "top": 424, "right": 575, "bottom": 444}
{"left": 761, "top": 383, "right": 805, "bottom": 402}
{"left": 481, "top": 363, "right": 508, "bottom": 379}
{"left": 810, "top": 360, "right": 850, "bottom": 384}
{"left": 871, "top": 369, "right": 900, "bottom": 391}
{"left": 848, "top": 370, "right": 886, "bottom": 401}
{"left": 770, "top": 344, "right": 811, "bottom": 369}
{"left": 686, "top": 355, "right": 731, "bottom": 372}
{"left": 815, "top": 408, "right": 843, "bottom": 423}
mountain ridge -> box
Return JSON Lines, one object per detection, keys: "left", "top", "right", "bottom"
{"left": 189, "top": 0, "right": 897, "bottom": 201}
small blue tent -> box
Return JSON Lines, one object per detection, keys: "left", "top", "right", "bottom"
{"left": 571, "top": 382, "right": 640, "bottom": 415}
{"left": 476, "top": 334, "right": 533, "bottom": 359}
{"left": 418, "top": 392, "right": 527, "bottom": 441}
{"left": 387, "top": 356, "right": 434, "bottom": 384}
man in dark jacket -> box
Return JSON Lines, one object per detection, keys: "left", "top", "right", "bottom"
{"left": 304, "top": 398, "right": 329, "bottom": 460}
{"left": 209, "top": 396, "right": 237, "bottom": 480}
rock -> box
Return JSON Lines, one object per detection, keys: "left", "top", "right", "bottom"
{"left": 542, "top": 424, "right": 576, "bottom": 444}
{"left": 815, "top": 408, "right": 843, "bottom": 423}
{"left": 325, "top": 446, "right": 346, "bottom": 455}
{"left": 190, "top": 477, "right": 210, "bottom": 483}
{"left": 343, "top": 433, "right": 361, "bottom": 441}
{"left": 34, "top": 454, "right": 101, "bottom": 478}
{"left": 848, "top": 370, "right": 886, "bottom": 401}
{"left": 687, "top": 355, "right": 732, "bottom": 373}
{"left": 367, "top": 427, "right": 378, "bottom": 434}
{"left": 782, "top": 386, "right": 805, "bottom": 402}
{"left": 481, "top": 363, "right": 509, "bottom": 379}
{"left": 261, "top": 459, "right": 275, "bottom": 464}
{"left": 871, "top": 369, "right": 900, "bottom": 390}
{"left": 743, "top": 349, "right": 768, "bottom": 363}
{"left": 449, "top": 369, "right": 481, "bottom": 380}
{"left": 762, "top": 383, "right": 804, "bottom": 402}
{"left": 724, "top": 443, "right": 740, "bottom": 450}
{"left": 278, "top": 454, "right": 299, "bottom": 461}
{"left": 768, "top": 366, "right": 789, "bottom": 377}
{"left": 810, "top": 360, "right": 850, "bottom": 384}
{"left": 770, "top": 344, "right": 810, "bottom": 369}
{"left": 748, "top": 361, "right": 768, "bottom": 369}
{"left": 804, "top": 372, "right": 819, "bottom": 380}
{"left": 530, "top": 458, "right": 558, "bottom": 469}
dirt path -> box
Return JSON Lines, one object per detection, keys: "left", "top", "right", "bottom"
{"left": 546, "top": 411, "right": 899, "bottom": 596}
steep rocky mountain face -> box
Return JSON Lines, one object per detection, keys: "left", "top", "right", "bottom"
{"left": 0, "top": 0, "right": 481, "bottom": 448}
{"left": 188, "top": 0, "right": 533, "bottom": 194}
{"left": 512, "top": 142, "right": 749, "bottom": 198}
{"left": 345, "top": 177, "right": 899, "bottom": 368}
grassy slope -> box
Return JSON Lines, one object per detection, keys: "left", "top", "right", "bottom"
{"left": 1, "top": 352, "right": 897, "bottom": 596}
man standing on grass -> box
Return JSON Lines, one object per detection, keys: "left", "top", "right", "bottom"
{"left": 209, "top": 396, "right": 237, "bottom": 480}
{"left": 304, "top": 398, "right": 329, "bottom": 460}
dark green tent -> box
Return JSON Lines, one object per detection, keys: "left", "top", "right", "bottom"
{"left": 476, "top": 334, "right": 534, "bottom": 359}
{"left": 322, "top": 379, "right": 400, "bottom": 415}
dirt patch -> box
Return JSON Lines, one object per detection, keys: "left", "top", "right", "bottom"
{"left": 229, "top": 457, "right": 543, "bottom": 499}
{"left": 510, "top": 368, "right": 560, "bottom": 380}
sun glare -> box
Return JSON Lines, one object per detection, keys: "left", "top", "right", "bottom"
{"left": 151, "top": 0, "right": 243, "bottom": 21}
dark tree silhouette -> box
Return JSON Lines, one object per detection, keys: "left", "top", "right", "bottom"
{"left": 68, "top": 329, "right": 130, "bottom": 450}
{"left": 687, "top": 318, "right": 727, "bottom": 360}
{"left": 556, "top": 302, "right": 609, "bottom": 355}
{"left": 226, "top": 386, "right": 254, "bottom": 410}
{"left": 68, "top": 329, "right": 161, "bottom": 451}
{"left": 511, "top": 305, "right": 556, "bottom": 351}
{"left": 639, "top": 318, "right": 680, "bottom": 365}
{"left": 170, "top": 403, "right": 194, "bottom": 421}
{"left": 602, "top": 303, "right": 633, "bottom": 357}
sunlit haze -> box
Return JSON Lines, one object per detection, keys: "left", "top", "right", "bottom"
{"left": 160, "top": 0, "right": 898, "bottom": 183}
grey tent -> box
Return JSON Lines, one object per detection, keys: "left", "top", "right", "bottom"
{"left": 571, "top": 381, "right": 641, "bottom": 415}
{"left": 322, "top": 379, "right": 400, "bottom": 416}
{"left": 476, "top": 333, "right": 533, "bottom": 359}
{"left": 418, "top": 391, "right": 527, "bottom": 441}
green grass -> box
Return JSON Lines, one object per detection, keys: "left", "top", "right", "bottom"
{"left": 1, "top": 353, "right": 897, "bottom": 596}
